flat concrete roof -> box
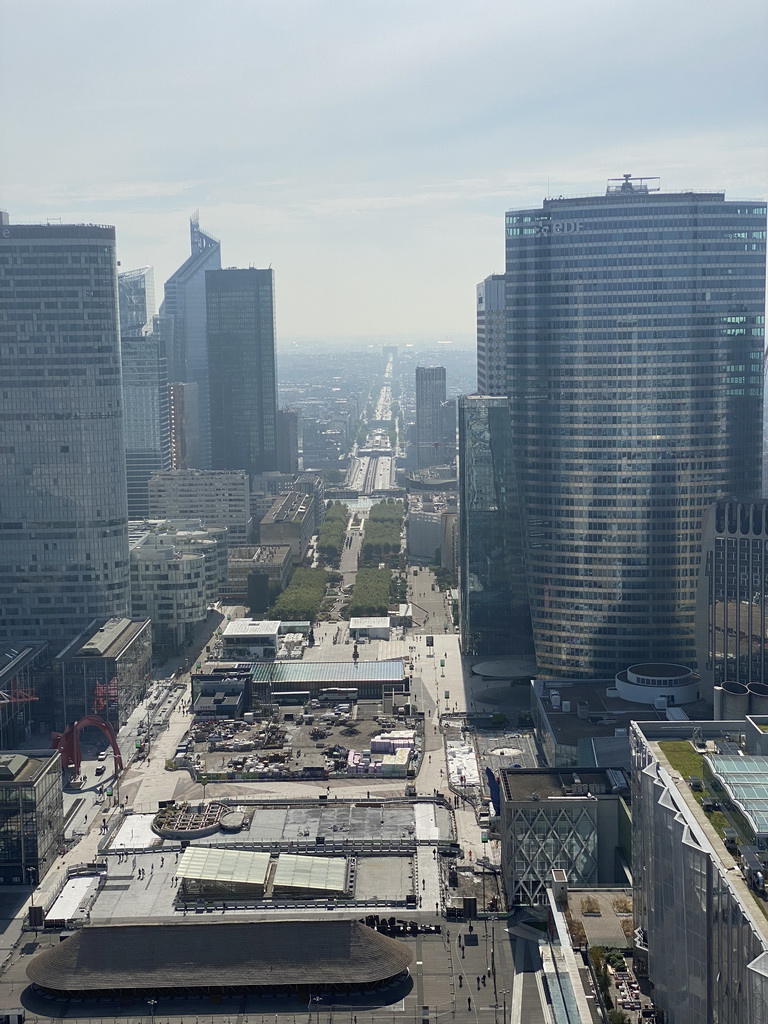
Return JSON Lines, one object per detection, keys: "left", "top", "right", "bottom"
{"left": 58, "top": 617, "right": 150, "bottom": 660}
{"left": 223, "top": 619, "right": 281, "bottom": 637}
{"left": 536, "top": 678, "right": 711, "bottom": 748}
{"left": 0, "top": 750, "right": 58, "bottom": 784}
{"left": 501, "top": 767, "right": 627, "bottom": 802}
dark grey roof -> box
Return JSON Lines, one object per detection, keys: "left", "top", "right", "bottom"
{"left": 27, "top": 918, "right": 412, "bottom": 992}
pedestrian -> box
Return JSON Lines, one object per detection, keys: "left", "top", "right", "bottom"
{"left": 467, "top": 997, "right": 472, "bottom": 1011}
{"left": 476, "top": 976, "right": 481, "bottom": 990}
{"left": 458, "top": 975, "right": 463, "bottom": 987}
{"left": 161, "top": 856, "right": 164, "bottom": 867}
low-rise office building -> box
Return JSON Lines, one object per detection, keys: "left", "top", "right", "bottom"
{"left": 191, "top": 670, "right": 252, "bottom": 714}
{"left": 250, "top": 660, "right": 406, "bottom": 701}
{"left": 498, "top": 767, "right": 631, "bottom": 907}
{"left": 53, "top": 618, "right": 152, "bottom": 731}
{"left": 259, "top": 491, "right": 315, "bottom": 564}
{"left": 221, "top": 620, "right": 281, "bottom": 659}
{"left": 149, "top": 469, "right": 251, "bottom": 544}
{"left": 349, "top": 617, "right": 391, "bottom": 641}
{"left": 222, "top": 545, "right": 292, "bottom": 606}
{"left": 0, "top": 751, "right": 64, "bottom": 885}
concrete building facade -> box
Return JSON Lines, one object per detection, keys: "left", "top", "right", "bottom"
{"left": 499, "top": 767, "right": 630, "bottom": 906}
{"left": 149, "top": 469, "right": 251, "bottom": 544}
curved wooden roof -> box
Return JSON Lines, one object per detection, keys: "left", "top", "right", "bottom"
{"left": 27, "top": 918, "right": 412, "bottom": 992}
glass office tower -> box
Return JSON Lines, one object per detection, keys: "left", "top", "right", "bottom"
{"left": 502, "top": 177, "right": 766, "bottom": 677}
{"left": 160, "top": 216, "right": 221, "bottom": 468}
{"left": 118, "top": 265, "right": 155, "bottom": 335}
{"left": 458, "top": 395, "right": 534, "bottom": 656}
{"left": 118, "top": 268, "right": 171, "bottom": 517}
{"left": 0, "top": 218, "right": 130, "bottom": 647}
{"left": 206, "top": 268, "right": 278, "bottom": 476}
{"left": 121, "top": 329, "right": 171, "bottom": 517}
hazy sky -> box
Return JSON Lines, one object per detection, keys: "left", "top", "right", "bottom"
{"left": 2, "top": 0, "right": 766, "bottom": 342}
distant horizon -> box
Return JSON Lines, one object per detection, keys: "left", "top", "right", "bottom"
{"left": 2, "top": 1, "right": 765, "bottom": 337}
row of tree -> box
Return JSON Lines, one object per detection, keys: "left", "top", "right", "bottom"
{"left": 268, "top": 568, "right": 328, "bottom": 622}
{"left": 349, "top": 568, "right": 392, "bottom": 617}
{"left": 361, "top": 499, "right": 403, "bottom": 566}
{"left": 317, "top": 502, "right": 350, "bottom": 565}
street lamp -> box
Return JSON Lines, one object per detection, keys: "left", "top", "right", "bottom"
{"left": 146, "top": 998, "right": 157, "bottom": 1021}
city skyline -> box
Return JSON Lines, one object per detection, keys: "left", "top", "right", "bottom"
{"left": 1, "top": 0, "right": 765, "bottom": 340}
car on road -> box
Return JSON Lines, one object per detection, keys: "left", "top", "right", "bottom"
{"left": 95, "top": 765, "right": 106, "bottom": 776}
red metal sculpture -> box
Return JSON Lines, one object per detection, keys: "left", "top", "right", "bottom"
{"left": 51, "top": 715, "right": 124, "bottom": 774}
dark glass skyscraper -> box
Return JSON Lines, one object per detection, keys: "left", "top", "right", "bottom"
{"left": 0, "top": 217, "right": 130, "bottom": 646}
{"left": 415, "top": 365, "right": 447, "bottom": 469}
{"left": 206, "top": 267, "right": 278, "bottom": 476}
{"left": 497, "top": 177, "right": 766, "bottom": 677}
{"left": 458, "top": 395, "right": 533, "bottom": 656}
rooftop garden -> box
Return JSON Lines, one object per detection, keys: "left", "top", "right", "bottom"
{"left": 657, "top": 741, "right": 730, "bottom": 841}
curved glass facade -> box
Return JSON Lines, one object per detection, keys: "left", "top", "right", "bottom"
{"left": 503, "top": 185, "right": 766, "bottom": 677}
